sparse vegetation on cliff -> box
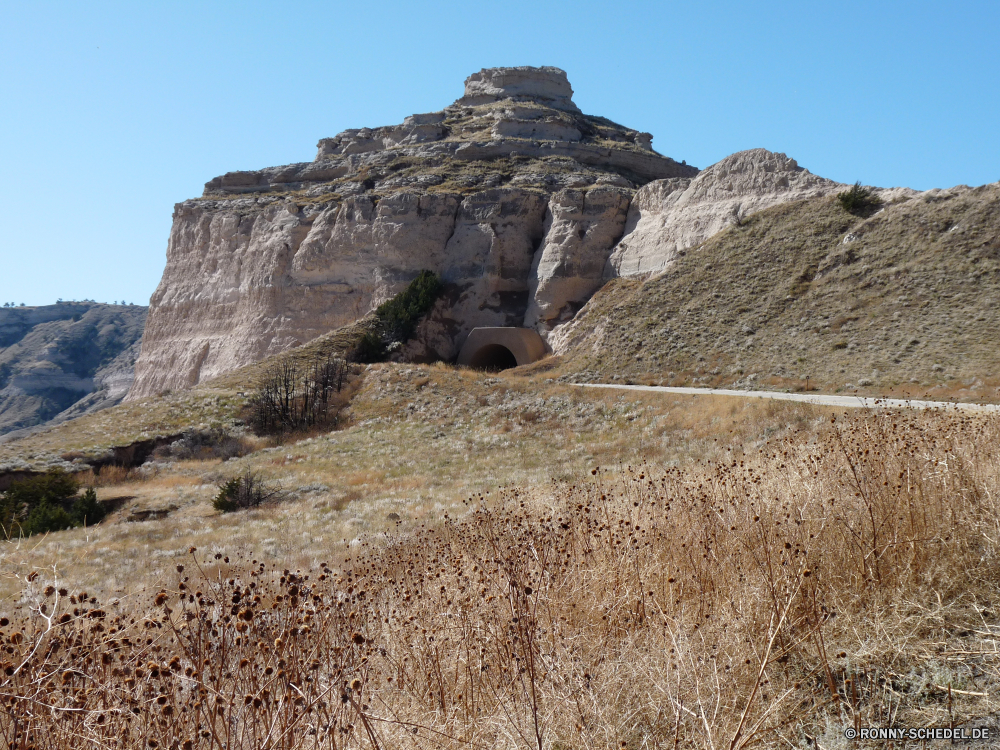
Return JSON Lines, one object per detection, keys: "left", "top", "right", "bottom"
{"left": 352, "top": 270, "right": 444, "bottom": 363}
{"left": 837, "top": 180, "right": 884, "bottom": 216}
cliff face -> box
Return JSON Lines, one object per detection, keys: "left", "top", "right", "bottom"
{"left": 131, "top": 67, "right": 892, "bottom": 399}
{"left": 604, "top": 149, "right": 846, "bottom": 279}
{"left": 129, "top": 67, "right": 697, "bottom": 398}
{"left": 0, "top": 303, "right": 147, "bottom": 437}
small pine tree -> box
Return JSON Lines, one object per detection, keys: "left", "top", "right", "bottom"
{"left": 837, "top": 182, "right": 883, "bottom": 216}
{"left": 352, "top": 270, "right": 444, "bottom": 363}
{"left": 213, "top": 477, "right": 242, "bottom": 513}
{"left": 213, "top": 469, "right": 280, "bottom": 513}
{"left": 23, "top": 501, "right": 75, "bottom": 536}
{"left": 72, "top": 487, "right": 106, "bottom": 526}
{"left": 0, "top": 471, "right": 105, "bottom": 538}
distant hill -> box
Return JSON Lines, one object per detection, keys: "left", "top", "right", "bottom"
{"left": 0, "top": 303, "right": 147, "bottom": 437}
{"left": 553, "top": 183, "right": 1000, "bottom": 398}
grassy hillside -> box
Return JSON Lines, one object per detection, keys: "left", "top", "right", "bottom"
{"left": 0, "top": 317, "right": 373, "bottom": 473}
{"left": 556, "top": 184, "right": 1000, "bottom": 400}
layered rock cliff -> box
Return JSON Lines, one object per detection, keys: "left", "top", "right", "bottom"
{"left": 129, "top": 67, "right": 697, "bottom": 398}
{"left": 131, "top": 67, "right": 896, "bottom": 398}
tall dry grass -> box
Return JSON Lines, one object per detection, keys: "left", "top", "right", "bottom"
{"left": 1, "top": 408, "right": 999, "bottom": 748}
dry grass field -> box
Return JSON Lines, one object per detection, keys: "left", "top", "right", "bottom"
{"left": 1, "top": 394, "right": 998, "bottom": 749}
{"left": 0, "top": 363, "right": 830, "bottom": 603}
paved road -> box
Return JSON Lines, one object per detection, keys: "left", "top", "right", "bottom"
{"left": 572, "top": 383, "right": 1000, "bottom": 413}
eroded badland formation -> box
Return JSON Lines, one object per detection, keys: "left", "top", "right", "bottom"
{"left": 131, "top": 66, "right": 883, "bottom": 398}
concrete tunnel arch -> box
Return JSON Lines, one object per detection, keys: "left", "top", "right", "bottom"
{"left": 457, "top": 327, "right": 548, "bottom": 371}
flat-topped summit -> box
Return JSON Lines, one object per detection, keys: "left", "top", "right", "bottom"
{"left": 458, "top": 66, "right": 580, "bottom": 112}
{"left": 204, "top": 66, "right": 695, "bottom": 197}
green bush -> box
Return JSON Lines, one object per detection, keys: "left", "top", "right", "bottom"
{"left": 213, "top": 469, "right": 280, "bottom": 513}
{"left": 837, "top": 182, "right": 883, "bottom": 216}
{"left": 213, "top": 478, "right": 242, "bottom": 513}
{"left": 0, "top": 472, "right": 106, "bottom": 538}
{"left": 71, "top": 487, "right": 104, "bottom": 526}
{"left": 352, "top": 270, "right": 443, "bottom": 363}
{"left": 23, "top": 501, "right": 76, "bottom": 536}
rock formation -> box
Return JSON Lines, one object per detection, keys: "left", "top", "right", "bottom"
{"left": 601, "top": 149, "right": 918, "bottom": 284}
{"left": 129, "top": 67, "right": 697, "bottom": 398}
{"left": 0, "top": 303, "right": 147, "bottom": 437}
{"left": 605, "top": 149, "right": 845, "bottom": 279}
{"left": 130, "top": 66, "right": 902, "bottom": 398}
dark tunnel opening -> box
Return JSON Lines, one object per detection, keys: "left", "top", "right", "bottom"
{"left": 467, "top": 344, "right": 518, "bottom": 372}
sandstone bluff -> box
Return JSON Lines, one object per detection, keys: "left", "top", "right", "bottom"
{"left": 129, "top": 67, "right": 845, "bottom": 399}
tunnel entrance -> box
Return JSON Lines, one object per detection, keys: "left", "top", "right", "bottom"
{"left": 467, "top": 344, "right": 518, "bottom": 372}
{"left": 457, "top": 327, "right": 549, "bottom": 371}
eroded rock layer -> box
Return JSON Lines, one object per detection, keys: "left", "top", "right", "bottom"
{"left": 0, "top": 303, "right": 147, "bottom": 436}
{"left": 129, "top": 67, "right": 697, "bottom": 398}
{"left": 605, "top": 149, "right": 846, "bottom": 278}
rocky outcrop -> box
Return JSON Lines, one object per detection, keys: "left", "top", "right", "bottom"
{"left": 130, "top": 67, "right": 696, "bottom": 398}
{"left": 606, "top": 149, "right": 846, "bottom": 278}
{"left": 458, "top": 66, "right": 581, "bottom": 112}
{"left": 525, "top": 187, "right": 632, "bottom": 331}
{"left": 0, "top": 303, "right": 146, "bottom": 436}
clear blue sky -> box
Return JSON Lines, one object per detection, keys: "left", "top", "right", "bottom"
{"left": 2, "top": 1, "right": 998, "bottom": 308}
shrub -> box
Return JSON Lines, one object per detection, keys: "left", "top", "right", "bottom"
{"left": 837, "top": 181, "right": 883, "bottom": 216}
{"left": 22, "top": 500, "right": 75, "bottom": 536}
{"left": 71, "top": 487, "right": 104, "bottom": 526}
{"left": 212, "top": 468, "right": 280, "bottom": 513}
{"left": 0, "top": 472, "right": 106, "bottom": 537}
{"left": 351, "top": 270, "right": 443, "bottom": 363}
{"left": 247, "top": 354, "right": 348, "bottom": 435}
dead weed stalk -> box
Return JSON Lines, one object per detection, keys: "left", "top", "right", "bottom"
{"left": 1, "top": 409, "right": 999, "bottom": 748}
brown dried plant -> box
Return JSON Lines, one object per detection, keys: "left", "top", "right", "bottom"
{"left": 1, "top": 408, "right": 999, "bottom": 748}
